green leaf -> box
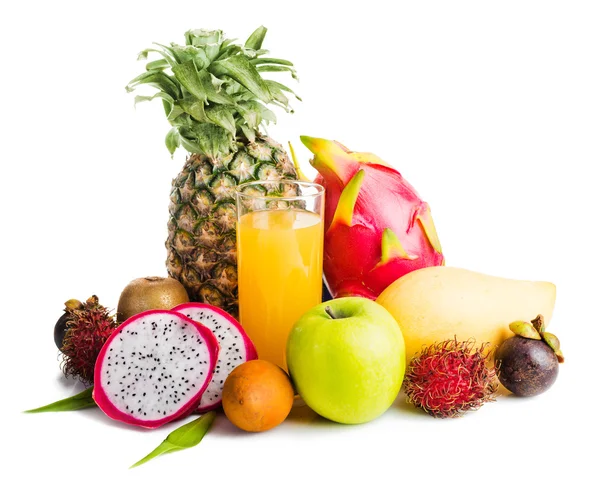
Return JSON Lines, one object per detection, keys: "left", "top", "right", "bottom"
{"left": 165, "top": 128, "right": 180, "bottom": 156}
{"left": 257, "top": 64, "right": 298, "bottom": 80}
{"left": 240, "top": 124, "right": 256, "bottom": 143}
{"left": 198, "top": 70, "right": 235, "bottom": 105}
{"left": 184, "top": 30, "right": 222, "bottom": 61}
{"left": 210, "top": 55, "right": 272, "bottom": 103}
{"left": 245, "top": 26, "right": 267, "bottom": 50}
{"left": 172, "top": 61, "right": 208, "bottom": 103}
{"left": 179, "top": 134, "right": 203, "bottom": 154}
{"left": 134, "top": 91, "right": 174, "bottom": 109}
{"left": 133, "top": 91, "right": 175, "bottom": 120}
{"left": 229, "top": 88, "right": 259, "bottom": 103}
{"left": 209, "top": 72, "right": 226, "bottom": 91}
{"left": 152, "top": 43, "right": 179, "bottom": 63}
{"left": 167, "top": 104, "right": 185, "bottom": 122}
{"left": 219, "top": 38, "right": 236, "bottom": 51}
{"left": 138, "top": 46, "right": 177, "bottom": 68}
{"left": 264, "top": 81, "right": 292, "bottom": 107}
{"left": 179, "top": 97, "right": 209, "bottom": 122}
{"left": 126, "top": 70, "right": 180, "bottom": 99}
{"left": 216, "top": 44, "right": 243, "bottom": 60}
{"left": 24, "top": 387, "right": 96, "bottom": 413}
{"left": 265, "top": 80, "right": 302, "bottom": 101}
{"left": 170, "top": 113, "right": 195, "bottom": 130}
{"left": 193, "top": 124, "right": 233, "bottom": 159}
{"left": 250, "top": 57, "right": 294, "bottom": 67}
{"left": 146, "top": 59, "right": 170, "bottom": 71}
{"left": 236, "top": 101, "right": 263, "bottom": 129}
{"left": 259, "top": 105, "right": 277, "bottom": 123}
{"left": 205, "top": 105, "right": 236, "bottom": 136}
{"left": 170, "top": 44, "right": 210, "bottom": 70}
{"left": 130, "top": 411, "right": 216, "bottom": 469}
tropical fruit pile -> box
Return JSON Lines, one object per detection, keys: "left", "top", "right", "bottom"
{"left": 27, "top": 24, "right": 563, "bottom": 469}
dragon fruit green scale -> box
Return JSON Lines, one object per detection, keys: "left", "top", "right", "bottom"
{"left": 301, "top": 136, "right": 444, "bottom": 300}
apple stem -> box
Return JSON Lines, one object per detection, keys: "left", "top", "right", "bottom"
{"left": 325, "top": 306, "right": 336, "bottom": 319}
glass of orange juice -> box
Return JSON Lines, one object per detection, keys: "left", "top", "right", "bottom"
{"left": 235, "top": 180, "right": 325, "bottom": 370}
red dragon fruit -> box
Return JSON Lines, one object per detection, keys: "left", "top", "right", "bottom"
{"left": 93, "top": 309, "right": 218, "bottom": 429}
{"left": 172, "top": 302, "right": 258, "bottom": 411}
{"left": 301, "top": 136, "right": 444, "bottom": 299}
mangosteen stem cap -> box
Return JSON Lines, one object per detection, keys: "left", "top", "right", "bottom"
{"left": 64, "top": 299, "right": 84, "bottom": 312}
{"left": 509, "top": 315, "right": 564, "bottom": 363}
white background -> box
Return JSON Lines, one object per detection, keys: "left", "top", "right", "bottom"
{"left": 2, "top": 1, "right": 599, "bottom": 481}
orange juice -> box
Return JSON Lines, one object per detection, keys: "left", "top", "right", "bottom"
{"left": 237, "top": 209, "right": 324, "bottom": 370}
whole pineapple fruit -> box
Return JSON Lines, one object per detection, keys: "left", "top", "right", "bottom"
{"left": 127, "top": 27, "right": 300, "bottom": 317}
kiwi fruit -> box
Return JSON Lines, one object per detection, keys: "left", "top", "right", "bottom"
{"left": 117, "top": 276, "right": 189, "bottom": 322}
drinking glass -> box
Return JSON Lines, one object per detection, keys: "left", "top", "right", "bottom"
{"left": 235, "top": 180, "right": 325, "bottom": 370}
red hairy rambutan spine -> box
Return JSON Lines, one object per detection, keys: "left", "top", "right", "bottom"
{"left": 60, "top": 295, "right": 119, "bottom": 385}
{"left": 404, "top": 338, "right": 498, "bottom": 418}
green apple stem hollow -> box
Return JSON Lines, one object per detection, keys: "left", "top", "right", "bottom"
{"left": 324, "top": 306, "right": 336, "bottom": 319}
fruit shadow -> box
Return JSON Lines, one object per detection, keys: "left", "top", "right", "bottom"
{"left": 392, "top": 385, "right": 516, "bottom": 419}
{"left": 210, "top": 410, "right": 257, "bottom": 437}
{"left": 210, "top": 402, "right": 356, "bottom": 437}
{"left": 286, "top": 401, "right": 323, "bottom": 425}
{"left": 392, "top": 389, "right": 459, "bottom": 420}
{"left": 285, "top": 399, "right": 370, "bottom": 431}
{"left": 393, "top": 392, "right": 426, "bottom": 419}
{"left": 80, "top": 405, "right": 155, "bottom": 432}
{"left": 55, "top": 373, "right": 88, "bottom": 391}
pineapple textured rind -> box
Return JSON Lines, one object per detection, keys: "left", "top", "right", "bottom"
{"left": 166, "top": 136, "right": 297, "bottom": 317}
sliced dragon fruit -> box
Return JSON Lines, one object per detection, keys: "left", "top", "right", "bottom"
{"left": 172, "top": 302, "right": 258, "bottom": 411}
{"left": 93, "top": 309, "right": 218, "bottom": 429}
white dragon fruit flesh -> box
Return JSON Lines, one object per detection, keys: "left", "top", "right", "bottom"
{"left": 93, "top": 309, "right": 218, "bottom": 428}
{"left": 173, "top": 302, "right": 258, "bottom": 411}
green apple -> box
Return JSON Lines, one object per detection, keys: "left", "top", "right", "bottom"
{"left": 286, "top": 297, "right": 405, "bottom": 424}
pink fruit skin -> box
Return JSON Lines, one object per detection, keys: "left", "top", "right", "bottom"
{"left": 172, "top": 302, "right": 258, "bottom": 412}
{"left": 93, "top": 309, "right": 218, "bottom": 429}
{"left": 303, "top": 136, "right": 445, "bottom": 300}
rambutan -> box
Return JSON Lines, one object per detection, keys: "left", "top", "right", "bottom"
{"left": 404, "top": 338, "right": 498, "bottom": 418}
{"left": 59, "top": 295, "right": 119, "bottom": 385}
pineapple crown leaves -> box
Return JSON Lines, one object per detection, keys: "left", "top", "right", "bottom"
{"left": 126, "top": 26, "right": 300, "bottom": 159}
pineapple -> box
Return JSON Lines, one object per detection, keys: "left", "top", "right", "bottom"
{"left": 126, "top": 26, "right": 300, "bottom": 317}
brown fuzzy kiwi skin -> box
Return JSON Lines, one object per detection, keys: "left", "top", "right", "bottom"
{"left": 495, "top": 336, "right": 559, "bottom": 397}
{"left": 117, "top": 276, "right": 189, "bottom": 322}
